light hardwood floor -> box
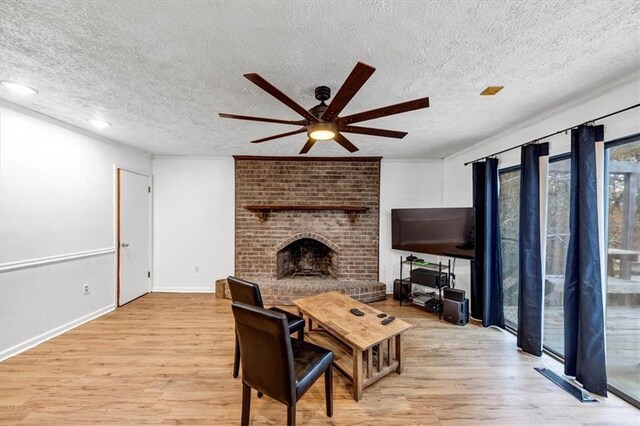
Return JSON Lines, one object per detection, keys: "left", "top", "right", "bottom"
{"left": 0, "top": 293, "right": 637, "bottom": 425}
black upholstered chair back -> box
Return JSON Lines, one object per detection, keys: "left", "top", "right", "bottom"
{"left": 231, "top": 302, "right": 296, "bottom": 406}
{"left": 227, "top": 276, "right": 264, "bottom": 308}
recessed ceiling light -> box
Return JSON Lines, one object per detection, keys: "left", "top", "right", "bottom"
{"left": 480, "top": 86, "right": 504, "bottom": 96}
{"left": 88, "top": 118, "right": 111, "bottom": 129}
{"left": 0, "top": 81, "right": 38, "bottom": 95}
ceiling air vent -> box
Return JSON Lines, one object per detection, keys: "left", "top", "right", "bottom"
{"left": 480, "top": 86, "right": 504, "bottom": 96}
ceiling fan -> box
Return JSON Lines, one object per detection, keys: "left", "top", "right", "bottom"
{"left": 219, "top": 62, "right": 430, "bottom": 154}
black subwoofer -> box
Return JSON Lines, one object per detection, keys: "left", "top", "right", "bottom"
{"left": 393, "top": 279, "right": 410, "bottom": 301}
{"left": 443, "top": 298, "right": 469, "bottom": 326}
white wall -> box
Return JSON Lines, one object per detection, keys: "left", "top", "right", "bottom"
{"left": 379, "top": 159, "right": 445, "bottom": 291}
{"left": 441, "top": 71, "right": 640, "bottom": 294}
{"left": 152, "top": 157, "right": 235, "bottom": 292}
{"left": 0, "top": 104, "right": 152, "bottom": 360}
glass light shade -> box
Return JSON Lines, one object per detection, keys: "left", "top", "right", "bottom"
{"left": 308, "top": 122, "right": 337, "bottom": 141}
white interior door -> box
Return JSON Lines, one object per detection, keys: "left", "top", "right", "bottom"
{"left": 119, "top": 169, "right": 150, "bottom": 306}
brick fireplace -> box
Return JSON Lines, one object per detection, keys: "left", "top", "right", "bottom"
{"left": 230, "top": 156, "right": 386, "bottom": 305}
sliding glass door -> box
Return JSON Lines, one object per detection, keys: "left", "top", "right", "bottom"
{"left": 498, "top": 136, "right": 640, "bottom": 405}
{"left": 543, "top": 157, "right": 572, "bottom": 357}
{"left": 499, "top": 169, "right": 520, "bottom": 329}
{"left": 605, "top": 139, "right": 640, "bottom": 403}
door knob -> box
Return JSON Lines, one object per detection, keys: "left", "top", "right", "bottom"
{"left": 121, "top": 242, "right": 130, "bottom": 247}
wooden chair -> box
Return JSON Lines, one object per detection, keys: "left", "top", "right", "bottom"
{"left": 231, "top": 302, "right": 334, "bottom": 426}
{"left": 227, "top": 276, "right": 305, "bottom": 378}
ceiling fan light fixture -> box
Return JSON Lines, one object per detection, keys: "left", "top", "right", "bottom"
{"left": 219, "top": 61, "right": 430, "bottom": 154}
{"left": 308, "top": 122, "right": 337, "bottom": 141}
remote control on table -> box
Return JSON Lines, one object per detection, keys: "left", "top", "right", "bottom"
{"left": 381, "top": 316, "right": 396, "bottom": 325}
{"left": 377, "top": 313, "right": 388, "bottom": 318}
{"left": 350, "top": 308, "right": 365, "bottom": 317}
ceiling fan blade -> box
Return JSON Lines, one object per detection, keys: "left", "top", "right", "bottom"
{"left": 250, "top": 127, "right": 307, "bottom": 144}
{"left": 219, "top": 113, "right": 306, "bottom": 126}
{"left": 244, "top": 73, "right": 318, "bottom": 122}
{"left": 333, "top": 132, "right": 359, "bottom": 153}
{"left": 337, "top": 97, "right": 430, "bottom": 125}
{"left": 341, "top": 125, "right": 407, "bottom": 139}
{"left": 321, "top": 62, "right": 376, "bottom": 121}
{"left": 299, "top": 138, "right": 316, "bottom": 154}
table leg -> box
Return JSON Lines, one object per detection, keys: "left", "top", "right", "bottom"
{"left": 366, "top": 348, "right": 373, "bottom": 378}
{"left": 353, "top": 348, "right": 363, "bottom": 401}
{"left": 390, "top": 338, "right": 395, "bottom": 362}
{"left": 377, "top": 343, "right": 383, "bottom": 372}
{"left": 395, "top": 334, "right": 403, "bottom": 374}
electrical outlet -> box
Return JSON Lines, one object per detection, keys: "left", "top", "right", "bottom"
{"left": 195, "top": 265, "right": 200, "bottom": 273}
{"left": 82, "top": 283, "right": 90, "bottom": 296}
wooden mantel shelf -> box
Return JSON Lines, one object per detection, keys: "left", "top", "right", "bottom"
{"left": 244, "top": 205, "right": 368, "bottom": 222}
{"left": 245, "top": 205, "right": 368, "bottom": 213}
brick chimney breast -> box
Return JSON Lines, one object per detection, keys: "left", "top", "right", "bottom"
{"left": 232, "top": 156, "right": 384, "bottom": 304}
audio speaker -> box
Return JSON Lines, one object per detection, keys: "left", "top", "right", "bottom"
{"left": 410, "top": 268, "right": 447, "bottom": 288}
{"left": 443, "top": 298, "right": 469, "bottom": 326}
{"left": 444, "top": 288, "right": 465, "bottom": 302}
{"left": 393, "top": 279, "right": 410, "bottom": 301}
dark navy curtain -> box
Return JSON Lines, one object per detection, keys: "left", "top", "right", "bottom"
{"left": 482, "top": 158, "right": 505, "bottom": 328}
{"left": 471, "top": 162, "right": 486, "bottom": 320}
{"left": 517, "top": 143, "right": 549, "bottom": 356}
{"left": 564, "top": 124, "right": 607, "bottom": 396}
{"left": 471, "top": 159, "right": 505, "bottom": 328}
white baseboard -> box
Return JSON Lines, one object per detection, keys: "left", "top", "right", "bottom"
{"left": 0, "top": 304, "right": 115, "bottom": 362}
{"left": 152, "top": 286, "right": 214, "bottom": 293}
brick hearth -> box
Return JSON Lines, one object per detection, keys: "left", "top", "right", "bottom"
{"left": 223, "top": 278, "right": 386, "bottom": 306}
{"left": 233, "top": 156, "right": 385, "bottom": 305}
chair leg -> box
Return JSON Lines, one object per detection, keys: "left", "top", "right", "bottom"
{"left": 325, "top": 364, "right": 333, "bottom": 417}
{"left": 287, "top": 404, "right": 296, "bottom": 426}
{"left": 233, "top": 334, "right": 240, "bottom": 378}
{"left": 241, "top": 383, "right": 251, "bottom": 426}
{"left": 297, "top": 327, "right": 304, "bottom": 340}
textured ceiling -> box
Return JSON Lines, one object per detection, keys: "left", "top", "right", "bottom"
{"left": 1, "top": 0, "right": 639, "bottom": 158}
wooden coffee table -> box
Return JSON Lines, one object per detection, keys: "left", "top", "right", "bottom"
{"left": 293, "top": 291, "right": 412, "bottom": 401}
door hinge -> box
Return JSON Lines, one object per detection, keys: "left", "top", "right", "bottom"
{"left": 148, "top": 186, "right": 151, "bottom": 193}
{"left": 148, "top": 271, "right": 151, "bottom": 278}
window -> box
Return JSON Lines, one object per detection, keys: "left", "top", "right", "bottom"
{"left": 543, "top": 157, "right": 571, "bottom": 357}
{"left": 499, "top": 168, "right": 520, "bottom": 329}
{"left": 605, "top": 139, "right": 640, "bottom": 404}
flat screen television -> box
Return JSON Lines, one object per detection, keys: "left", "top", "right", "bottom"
{"left": 391, "top": 207, "right": 475, "bottom": 259}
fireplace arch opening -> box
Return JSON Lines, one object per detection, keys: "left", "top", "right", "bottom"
{"left": 276, "top": 237, "right": 338, "bottom": 279}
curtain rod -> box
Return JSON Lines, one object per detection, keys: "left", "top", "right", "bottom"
{"left": 463, "top": 103, "right": 640, "bottom": 166}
